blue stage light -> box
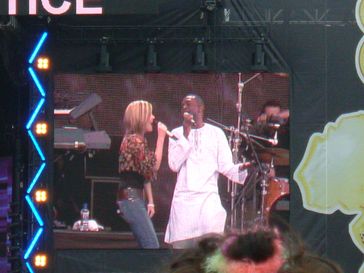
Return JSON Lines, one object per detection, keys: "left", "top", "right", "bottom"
{"left": 28, "top": 32, "right": 48, "bottom": 65}
{"left": 25, "top": 195, "right": 44, "bottom": 227}
{"left": 24, "top": 227, "right": 44, "bottom": 260}
{"left": 26, "top": 98, "right": 45, "bottom": 130}
{"left": 25, "top": 31, "right": 49, "bottom": 269}
{"left": 28, "top": 131, "right": 45, "bottom": 161}
{"left": 28, "top": 68, "right": 46, "bottom": 97}
{"left": 27, "top": 163, "right": 46, "bottom": 194}
{"left": 26, "top": 261, "right": 35, "bottom": 273}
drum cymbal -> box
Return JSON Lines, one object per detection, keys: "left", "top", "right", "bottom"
{"left": 257, "top": 147, "right": 289, "bottom": 166}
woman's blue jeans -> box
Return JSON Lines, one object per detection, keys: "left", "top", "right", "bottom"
{"left": 117, "top": 199, "right": 159, "bottom": 249}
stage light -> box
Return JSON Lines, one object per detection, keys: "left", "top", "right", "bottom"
{"left": 29, "top": 32, "right": 48, "bottom": 64}
{"left": 251, "top": 38, "right": 268, "bottom": 72}
{"left": 35, "top": 122, "right": 48, "bottom": 135}
{"left": 145, "top": 38, "right": 160, "bottom": 72}
{"left": 25, "top": 196, "right": 44, "bottom": 227}
{"left": 34, "top": 190, "right": 48, "bottom": 203}
{"left": 25, "top": 30, "right": 49, "bottom": 271}
{"left": 192, "top": 38, "right": 208, "bottom": 72}
{"left": 36, "top": 57, "right": 50, "bottom": 70}
{"left": 28, "top": 68, "right": 46, "bottom": 97}
{"left": 28, "top": 131, "right": 46, "bottom": 161}
{"left": 24, "top": 227, "right": 44, "bottom": 260}
{"left": 0, "top": 15, "right": 10, "bottom": 26}
{"left": 26, "top": 261, "right": 36, "bottom": 273}
{"left": 201, "top": 0, "right": 217, "bottom": 11}
{"left": 97, "top": 36, "right": 112, "bottom": 72}
{"left": 26, "top": 97, "right": 45, "bottom": 130}
{"left": 27, "top": 162, "right": 46, "bottom": 194}
{"left": 34, "top": 253, "right": 48, "bottom": 268}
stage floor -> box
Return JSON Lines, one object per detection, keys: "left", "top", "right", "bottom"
{"left": 54, "top": 229, "right": 169, "bottom": 249}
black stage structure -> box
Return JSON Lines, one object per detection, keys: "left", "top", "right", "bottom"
{"left": 0, "top": 0, "right": 363, "bottom": 272}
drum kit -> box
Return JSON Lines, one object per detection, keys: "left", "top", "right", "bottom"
{"left": 208, "top": 73, "right": 290, "bottom": 232}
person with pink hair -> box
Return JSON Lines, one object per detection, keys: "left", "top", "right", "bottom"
{"left": 204, "top": 229, "right": 285, "bottom": 273}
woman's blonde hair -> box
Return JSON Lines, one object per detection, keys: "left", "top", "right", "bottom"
{"left": 123, "top": 100, "right": 153, "bottom": 135}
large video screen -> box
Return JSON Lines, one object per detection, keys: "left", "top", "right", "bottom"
{"left": 53, "top": 72, "right": 289, "bottom": 249}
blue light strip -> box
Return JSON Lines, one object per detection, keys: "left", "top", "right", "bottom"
{"left": 27, "top": 131, "right": 45, "bottom": 161}
{"left": 26, "top": 97, "right": 45, "bottom": 130}
{"left": 28, "top": 68, "right": 46, "bottom": 97}
{"left": 25, "top": 31, "right": 49, "bottom": 267}
{"left": 28, "top": 32, "right": 48, "bottom": 64}
{"left": 24, "top": 227, "right": 44, "bottom": 260}
{"left": 25, "top": 195, "right": 44, "bottom": 227}
{"left": 26, "top": 162, "right": 46, "bottom": 194}
{"left": 25, "top": 262, "right": 35, "bottom": 273}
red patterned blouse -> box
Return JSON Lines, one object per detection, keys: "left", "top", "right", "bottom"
{"left": 118, "top": 134, "right": 156, "bottom": 183}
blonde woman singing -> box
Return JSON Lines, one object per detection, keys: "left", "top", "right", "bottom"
{"left": 118, "top": 100, "right": 167, "bottom": 248}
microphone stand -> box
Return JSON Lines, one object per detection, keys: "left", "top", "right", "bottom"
{"left": 232, "top": 73, "right": 263, "bottom": 230}
{"left": 205, "top": 117, "right": 240, "bottom": 230}
{"left": 242, "top": 124, "right": 272, "bottom": 228}
{"left": 206, "top": 118, "right": 271, "bottom": 147}
{"left": 219, "top": 71, "right": 276, "bottom": 230}
{"left": 206, "top": 117, "right": 272, "bottom": 229}
{"left": 227, "top": 73, "right": 245, "bottom": 230}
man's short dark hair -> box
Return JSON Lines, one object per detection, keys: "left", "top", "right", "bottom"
{"left": 261, "top": 99, "right": 281, "bottom": 112}
{"left": 263, "top": 99, "right": 281, "bottom": 109}
{"left": 185, "top": 93, "right": 205, "bottom": 108}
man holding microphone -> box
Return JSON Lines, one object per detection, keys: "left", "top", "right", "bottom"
{"left": 165, "top": 94, "right": 250, "bottom": 249}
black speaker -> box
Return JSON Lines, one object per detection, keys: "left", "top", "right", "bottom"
{"left": 85, "top": 136, "right": 121, "bottom": 177}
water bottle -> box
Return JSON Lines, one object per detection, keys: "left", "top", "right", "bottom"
{"left": 80, "top": 203, "right": 89, "bottom": 231}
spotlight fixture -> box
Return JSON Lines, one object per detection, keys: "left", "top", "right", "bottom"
{"left": 35, "top": 122, "right": 48, "bottom": 136}
{"left": 251, "top": 38, "right": 268, "bottom": 72}
{"left": 192, "top": 38, "right": 208, "bottom": 72}
{"left": 34, "top": 190, "right": 48, "bottom": 204}
{"left": 97, "top": 36, "right": 112, "bottom": 73}
{"left": 34, "top": 253, "right": 48, "bottom": 268}
{"left": 0, "top": 15, "right": 10, "bottom": 26}
{"left": 201, "top": 0, "right": 221, "bottom": 11}
{"left": 145, "top": 38, "right": 160, "bottom": 73}
{"left": 36, "top": 57, "right": 50, "bottom": 70}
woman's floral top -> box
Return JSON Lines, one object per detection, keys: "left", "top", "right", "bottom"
{"left": 118, "top": 134, "right": 156, "bottom": 182}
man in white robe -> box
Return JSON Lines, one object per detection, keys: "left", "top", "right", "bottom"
{"left": 165, "top": 94, "right": 249, "bottom": 248}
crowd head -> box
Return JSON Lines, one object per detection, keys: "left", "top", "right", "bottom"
{"left": 167, "top": 222, "right": 344, "bottom": 273}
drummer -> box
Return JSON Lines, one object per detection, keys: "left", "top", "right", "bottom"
{"left": 255, "top": 100, "right": 289, "bottom": 178}
{"left": 256, "top": 99, "right": 289, "bottom": 149}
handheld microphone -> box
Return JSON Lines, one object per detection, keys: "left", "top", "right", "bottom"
{"left": 153, "top": 120, "right": 178, "bottom": 140}
{"left": 183, "top": 112, "right": 195, "bottom": 125}
{"left": 165, "top": 129, "right": 178, "bottom": 140}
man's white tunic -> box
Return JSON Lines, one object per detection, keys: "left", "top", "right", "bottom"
{"left": 165, "top": 123, "right": 247, "bottom": 243}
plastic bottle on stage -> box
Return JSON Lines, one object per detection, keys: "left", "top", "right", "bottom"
{"left": 80, "top": 203, "right": 90, "bottom": 231}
